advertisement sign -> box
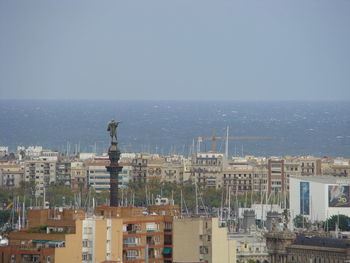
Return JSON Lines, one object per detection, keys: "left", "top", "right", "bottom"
{"left": 300, "top": 182, "right": 310, "bottom": 215}
{"left": 328, "top": 185, "right": 350, "bottom": 207}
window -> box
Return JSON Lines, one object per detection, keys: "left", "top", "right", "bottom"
{"left": 82, "top": 240, "right": 88, "bottom": 247}
{"left": 82, "top": 253, "right": 88, "bottom": 260}
{"left": 200, "top": 246, "right": 208, "bottom": 254}
{"left": 146, "top": 223, "right": 157, "bottom": 232}
{"left": 126, "top": 250, "right": 138, "bottom": 259}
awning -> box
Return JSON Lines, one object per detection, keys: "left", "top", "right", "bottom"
{"left": 162, "top": 247, "right": 172, "bottom": 254}
{"left": 47, "top": 241, "right": 64, "bottom": 245}
{"left": 32, "top": 240, "right": 50, "bottom": 243}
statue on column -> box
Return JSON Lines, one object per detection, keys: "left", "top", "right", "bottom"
{"left": 107, "top": 120, "right": 121, "bottom": 142}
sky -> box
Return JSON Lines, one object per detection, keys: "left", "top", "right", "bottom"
{"left": 0, "top": 0, "right": 349, "bottom": 101}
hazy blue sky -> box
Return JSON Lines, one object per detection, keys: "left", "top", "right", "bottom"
{"left": 0, "top": 0, "right": 349, "bottom": 101}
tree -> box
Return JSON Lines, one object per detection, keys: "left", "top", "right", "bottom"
{"left": 0, "top": 210, "right": 11, "bottom": 227}
{"left": 324, "top": 214, "right": 350, "bottom": 231}
{"left": 293, "top": 214, "right": 308, "bottom": 228}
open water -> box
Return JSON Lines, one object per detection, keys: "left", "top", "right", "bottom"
{"left": 0, "top": 100, "right": 349, "bottom": 158}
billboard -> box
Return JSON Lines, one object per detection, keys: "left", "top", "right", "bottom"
{"left": 300, "top": 182, "right": 310, "bottom": 215}
{"left": 328, "top": 185, "right": 350, "bottom": 207}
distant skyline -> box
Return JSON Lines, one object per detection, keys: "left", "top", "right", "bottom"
{"left": 0, "top": 0, "right": 349, "bottom": 101}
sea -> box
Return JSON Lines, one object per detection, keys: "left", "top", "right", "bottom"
{"left": 0, "top": 100, "right": 349, "bottom": 158}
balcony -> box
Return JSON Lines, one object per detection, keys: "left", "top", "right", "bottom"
{"left": 123, "top": 243, "right": 139, "bottom": 248}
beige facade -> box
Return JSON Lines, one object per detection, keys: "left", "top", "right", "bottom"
{"left": 0, "top": 209, "right": 124, "bottom": 263}
{"left": 160, "top": 160, "right": 184, "bottom": 184}
{"left": 86, "top": 157, "right": 110, "bottom": 192}
{"left": 252, "top": 164, "right": 268, "bottom": 193}
{"left": 267, "top": 159, "right": 285, "bottom": 194}
{"left": 24, "top": 159, "right": 57, "bottom": 196}
{"left": 130, "top": 154, "right": 186, "bottom": 184}
{"left": 71, "top": 161, "right": 87, "bottom": 190}
{"left": 221, "top": 163, "right": 254, "bottom": 193}
{"left": 298, "top": 157, "right": 322, "bottom": 176}
{"left": 173, "top": 217, "right": 236, "bottom": 263}
{"left": 190, "top": 153, "right": 224, "bottom": 188}
{"left": 0, "top": 161, "right": 24, "bottom": 188}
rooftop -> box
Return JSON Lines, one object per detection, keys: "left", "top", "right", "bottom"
{"left": 294, "top": 235, "right": 347, "bottom": 249}
{"left": 290, "top": 175, "right": 350, "bottom": 185}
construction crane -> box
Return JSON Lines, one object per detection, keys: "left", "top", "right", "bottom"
{"left": 4, "top": 202, "right": 13, "bottom": 210}
{"left": 197, "top": 128, "right": 276, "bottom": 154}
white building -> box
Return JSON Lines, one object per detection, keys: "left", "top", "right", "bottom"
{"left": 0, "top": 146, "right": 9, "bottom": 157}
{"left": 290, "top": 176, "right": 350, "bottom": 222}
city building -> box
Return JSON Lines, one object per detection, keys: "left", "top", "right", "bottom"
{"left": 190, "top": 153, "right": 224, "bottom": 188}
{"left": 0, "top": 208, "right": 124, "bottom": 263}
{"left": 266, "top": 229, "right": 350, "bottom": 263}
{"left": 131, "top": 154, "right": 150, "bottom": 184}
{"left": 160, "top": 156, "right": 185, "bottom": 184}
{"left": 267, "top": 159, "right": 285, "bottom": 194}
{"left": 173, "top": 217, "right": 236, "bottom": 263}
{"left": 95, "top": 206, "right": 174, "bottom": 263}
{"left": 70, "top": 161, "right": 87, "bottom": 190}
{"left": 24, "top": 158, "right": 57, "bottom": 196}
{"left": 86, "top": 157, "right": 111, "bottom": 192}
{"left": 252, "top": 164, "right": 268, "bottom": 194}
{"left": 0, "top": 146, "right": 9, "bottom": 158}
{"left": 289, "top": 175, "right": 350, "bottom": 222}
{"left": 221, "top": 160, "right": 254, "bottom": 193}
{"left": 298, "top": 156, "right": 322, "bottom": 176}
{"left": 56, "top": 160, "right": 71, "bottom": 187}
{"left": 231, "top": 233, "right": 268, "bottom": 263}
{"left": 0, "top": 161, "right": 24, "bottom": 188}
{"left": 327, "top": 159, "right": 350, "bottom": 177}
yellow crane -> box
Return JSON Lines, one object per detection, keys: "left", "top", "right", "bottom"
{"left": 4, "top": 202, "right": 13, "bottom": 210}
{"left": 197, "top": 129, "right": 276, "bottom": 153}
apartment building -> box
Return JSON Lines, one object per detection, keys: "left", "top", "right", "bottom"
{"left": 0, "top": 205, "right": 176, "bottom": 263}
{"left": 298, "top": 156, "right": 322, "bottom": 176}
{"left": 0, "top": 161, "right": 24, "bottom": 188}
{"left": 86, "top": 157, "right": 112, "bottom": 192}
{"left": 173, "top": 217, "right": 236, "bottom": 263}
{"left": 24, "top": 158, "right": 57, "bottom": 196}
{"left": 252, "top": 164, "right": 268, "bottom": 194}
{"left": 94, "top": 206, "right": 174, "bottom": 263}
{"left": 267, "top": 159, "right": 285, "bottom": 194}
{"left": 70, "top": 161, "right": 87, "bottom": 190}
{"left": 0, "top": 208, "right": 124, "bottom": 263}
{"left": 121, "top": 215, "right": 173, "bottom": 263}
{"left": 327, "top": 159, "right": 350, "bottom": 177}
{"left": 0, "top": 146, "right": 8, "bottom": 157}
{"left": 56, "top": 160, "right": 71, "bottom": 187}
{"left": 130, "top": 154, "right": 185, "bottom": 184}
{"left": 160, "top": 158, "right": 184, "bottom": 184}
{"left": 221, "top": 161, "right": 254, "bottom": 193}
{"left": 131, "top": 154, "right": 150, "bottom": 183}
{"left": 190, "top": 153, "right": 224, "bottom": 188}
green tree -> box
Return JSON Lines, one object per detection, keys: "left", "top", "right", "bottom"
{"left": 324, "top": 214, "right": 350, "bottom": 231}
{"left": 0, "top": 210, "right": 11, "bottom": 227}
{"left": 293, "top": 214, "right": 308, "bottom": 228}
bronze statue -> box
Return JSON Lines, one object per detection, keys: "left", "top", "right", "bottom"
{"left": 107, "top": 120, "right": 121, "bottom": 142}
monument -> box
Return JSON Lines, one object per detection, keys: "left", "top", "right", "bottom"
{"left": 106, "top": 120, "right": 123, "bottom": 207}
